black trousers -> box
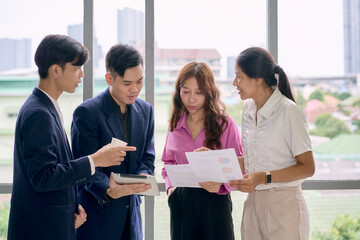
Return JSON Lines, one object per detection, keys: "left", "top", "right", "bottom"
{"left": 168, "top": 187, "right": 234, "bottom": 240}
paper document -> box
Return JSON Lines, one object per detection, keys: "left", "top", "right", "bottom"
{"left": 112, "top": 173, "right": 160, "bottom": 196}
{"left": 165, "top": 148, "right": 243, "bottom": 188}
{"left": 164, "top": 164, "right": 201, "bottom": 188}
{"left": 186, "top": 148, "right": 243, "bottom": 182}
{"left": 111, "top": 137, "right": 127, "bottom": 147}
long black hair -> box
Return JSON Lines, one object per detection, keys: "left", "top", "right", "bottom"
{"left": 236, "top": 47, "right": 295, "bottom": 102}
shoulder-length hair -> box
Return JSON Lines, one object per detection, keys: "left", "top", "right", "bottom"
{"left": 169, "top": 62, "right": 228, "bottom": 149}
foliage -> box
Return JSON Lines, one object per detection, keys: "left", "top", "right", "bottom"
{"left": 354, "top": 120, "right": 360, "bottom": 133}
{"left": 309, "top": 89, "right": 324, "bottom": 101}
{"left": 327, "top": 92, "right": 352, "bottom": 101}
{"left": 0, "top": 202, "right": 9, "bottom": 239}
{"left": 226, "top": 102, "right": 244, "bottom": 126}
{"left": 312, "top": 213, "right": 360, "bottom": 240}
{"left": 294, "top": 90, "right": 307, "bottom": 110}
{"left": 337, "top": 104, "right": 352, "bottom": 116}
{"left": 353, "top": 98, "right": 360, "bottom": 107}
{"left": 310, "top": 113, "right": 351, "bottom": 138}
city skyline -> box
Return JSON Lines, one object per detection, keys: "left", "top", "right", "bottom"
{"left": 0, "top": 0, "right": 346, "bottom": 78}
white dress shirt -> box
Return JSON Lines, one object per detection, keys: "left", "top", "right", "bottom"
{"left": 241, "top": 87, "right": 312, "bottom": 190}
{"left": 37, "top": 87, "right": 95, "bottom": 175}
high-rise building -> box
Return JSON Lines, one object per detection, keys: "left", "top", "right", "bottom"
{"left": 343, "top": 0, "right": 360, "bottom": 74}
{"left": 117, "top": 7, "right": 144, "bottom": 45}
{"left": 68, "top": 24, "right": 103, "bottom": 68}
{"left": 227, "top": 56, "right": 236, "bottom": 79}
{"left": 0, "top": 38, "right": 31, "bottom": 72}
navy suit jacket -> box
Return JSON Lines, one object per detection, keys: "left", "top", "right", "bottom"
{"left": 71, "top": 88, "right": 155, "bottom": 240}
{"left": 8, "top": 88, "right": 91, "bottom": 240}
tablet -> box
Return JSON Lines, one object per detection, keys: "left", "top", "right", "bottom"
{"left": 112, "top": 173, "right": 160, "bottom": 196}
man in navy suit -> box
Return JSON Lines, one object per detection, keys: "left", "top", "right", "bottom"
{"left": 71, "top": 44, "right": 155, "bottom": 240}
{"left": 7, "top": 35, "right": 136, "bottom": 240}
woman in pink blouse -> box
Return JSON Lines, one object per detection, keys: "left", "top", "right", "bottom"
{"left": 161, "top": 62, "right": 243, "bottom": 240}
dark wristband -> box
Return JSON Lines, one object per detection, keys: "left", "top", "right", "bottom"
{"left": 103, "top": 190, "right": 113, "bottom": 204}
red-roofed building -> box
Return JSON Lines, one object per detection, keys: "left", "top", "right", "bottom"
{"left": 305, "top": 99, "right": 333, "bottom": 123}
{"left": 138, "top": 42, "right": 221, "bottom": 87}
{"left": 323, "top": 94, "right": 341, "bottom": 109}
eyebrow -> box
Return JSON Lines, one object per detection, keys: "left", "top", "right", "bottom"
{"left": 123, "top": 77, "right": 143, "bottom": 83}
{"left": 181, "top": 86, "right": 201, "bottom": 91}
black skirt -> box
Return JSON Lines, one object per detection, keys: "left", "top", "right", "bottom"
{"left": 168, "top": 187, "right": 234, "bottom": 240}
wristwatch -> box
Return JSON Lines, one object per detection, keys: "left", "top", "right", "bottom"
{"left": 265, "top": 171, "right": 272, "bottom": 184}
{"left": 103, "top": 190, "right": 113, "bottom": 204}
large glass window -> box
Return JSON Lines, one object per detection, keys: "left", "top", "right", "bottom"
{"left": 154, "top": 0, "right": 266, "bottom": 177}
{"left": 0, "top": 1, "right": 83, "bottom": 238}
{"left": 93, "top": 0, "right": 145, "bottom": 95}
{"left": 279, "top": 0, "right": 360, "bottom": 181}
{"left": 1, "top": 1, "right": 360, "bottom": 239}
{"left": 279, "top": 1, "right": 360, "bottom": 239}
{"left": 154, "top": 1, "right": 266, "bottom": 238}
{"left": 0, "top": 0, "right": 84, "bottom": 184}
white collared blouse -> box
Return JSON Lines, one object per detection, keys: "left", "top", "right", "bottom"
{"left": 242, "top": 87, "right": 312, "bottom": 190}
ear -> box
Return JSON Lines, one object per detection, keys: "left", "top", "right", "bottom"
{"left": 105, "top": 73, "right": 112, "bottom": 86}
{"left": 256, "top": 77, "right": 265, "bottom": 86}
{"left": 49, "top": 64, "right": 62, "bottom": 79}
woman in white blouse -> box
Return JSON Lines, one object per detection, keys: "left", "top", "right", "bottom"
{"left": 229, "top": 47, "right": 315, "bottom": 240}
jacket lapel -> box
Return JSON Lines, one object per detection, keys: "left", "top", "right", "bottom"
{"left": 102, "top": 89, "right": 124, "bottom": 140}
{"left": 33, "top": 88, "right": 73, "bottom": 158}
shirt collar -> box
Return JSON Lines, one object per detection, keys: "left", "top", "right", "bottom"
{"left": 118, "top": 104, "right": 129, "bottom": 115}
{"left": 175, "top": 111, "right": 188, "bottom": 130}
{"left": 36, "top": 87, "right": 64, "bottom": 127}
{"left": 257, "top": 87, "right": 282, "bottom": 120}
{"left": 245, "top": 99, "right": 257, "bottom": 121}
{"left": 37, "top": 87, "right": 58, "bottom": 108}
{"left": 105, "top": 87, "right": 129, "bottom": 114}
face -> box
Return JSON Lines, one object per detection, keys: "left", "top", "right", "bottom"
{"left": 106, "top": 65, "right": 144, "bottom": 111}
{"left": 180, "top": 77, "right": 206, "bottom": 115}
{"left": 233, "top": 64, "right": 258, "bottom": 100}
{"left": 55, "top": 63, "right": 84, "bottom": 93}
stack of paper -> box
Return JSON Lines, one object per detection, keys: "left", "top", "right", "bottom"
{"left": 165, "top": 148, "right": 243, "bottom": 188}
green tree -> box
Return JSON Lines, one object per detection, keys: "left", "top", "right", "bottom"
{"left": 309, "top": 89, "right": 324, "bottom": 101}
{"left": 310, "top": 113, "right": 351, "bottom": 138}
{"left": 353, "top": 97, "right": 360, "bottom": 107}
{"left": 338, "top": 92, "right": 352, "bottom": 101}
{"left": 295, "top": 90, "right": 307, "bottom": 110}
{"left": 327, "top": 91, "right": 352, "bottom": 101}
{"left": 226, "top": 102, "right": 244, "bottom": 126}
{"left": 312, "top": 213, "right": 360, "bottom": 240}
{"left": 0, "top": 202, "right": 9, "bottom": 239}
{"left": 354, "top": 119, "right": 360, "bottom": 133}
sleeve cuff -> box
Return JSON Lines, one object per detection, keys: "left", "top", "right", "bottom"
{"left": 88, "top": 155, "right": 95, "bottom": 175}
{"left": 217, "top": 183, "right": 235, "bottom": 195}
{"left": 164, "top": 177, "right": 172, "bottom": 194}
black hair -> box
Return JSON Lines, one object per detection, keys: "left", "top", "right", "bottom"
{"left": 105, "top": 44, "right": 143, "bottom": 77}
{"left": 236, "top": 47, "right": 295, "bottom": 102}
{"left": 34, "top": 34, "right": 90, "bottom": 79}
